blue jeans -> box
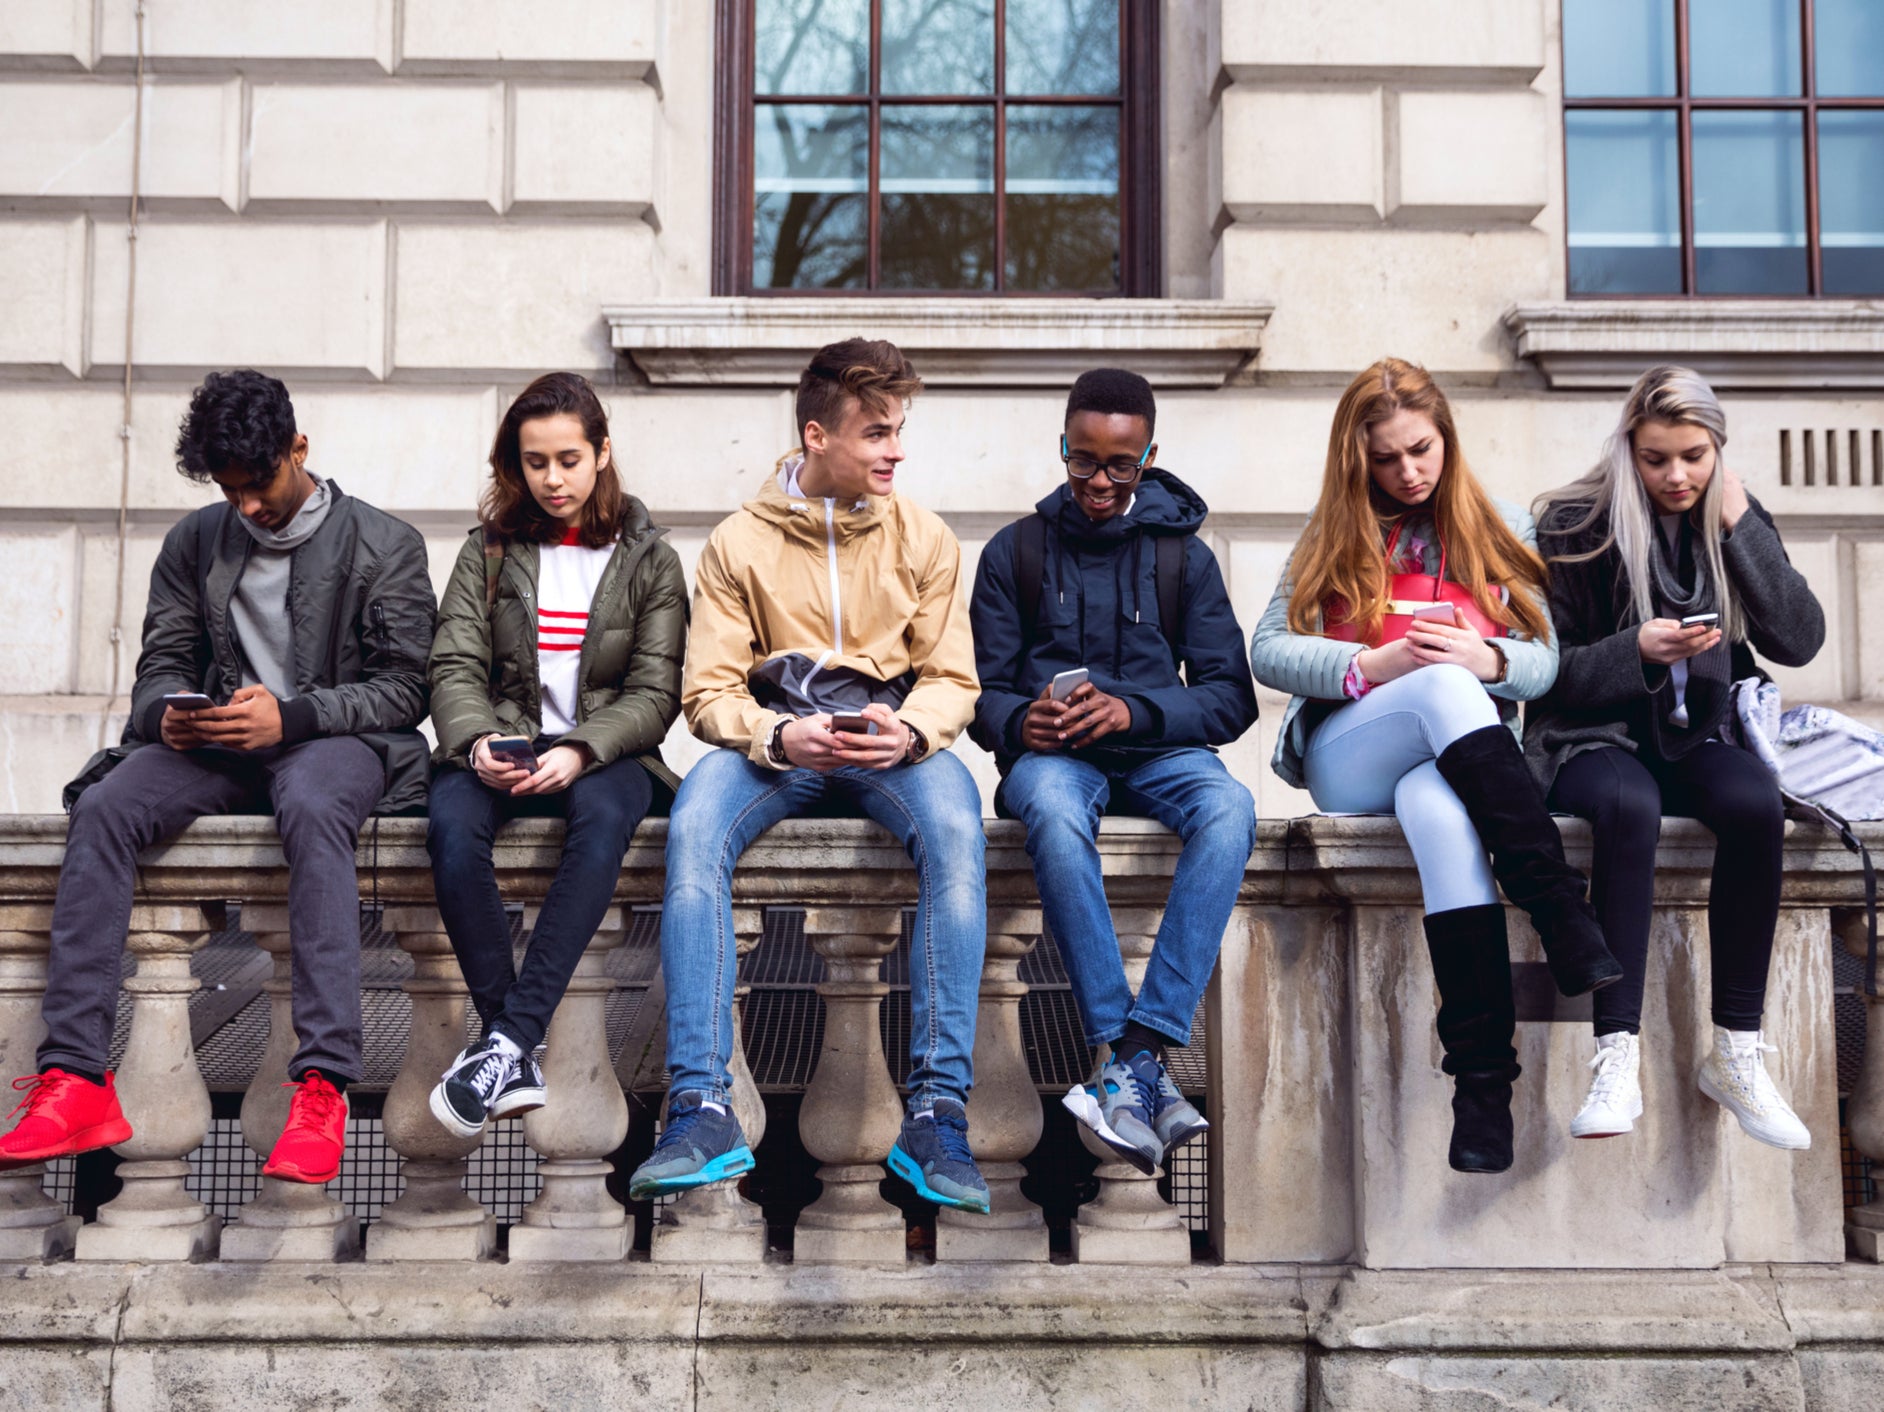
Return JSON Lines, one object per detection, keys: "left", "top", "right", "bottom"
{"left": 427, "top": 755, "right": 655, "bottom": 1052}
{"left": 996, "top": 748, "right": 1256, "bottom": 1048}
{"left": 661, "top": 746, "right": 987, "bottom": 1107}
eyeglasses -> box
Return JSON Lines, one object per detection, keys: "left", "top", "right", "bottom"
{"left": 1061, "top": 434, "right": 1152, "bottom": 484}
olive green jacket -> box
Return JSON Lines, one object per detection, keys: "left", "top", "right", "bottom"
{"left": 428, "top": 497, "right": 686, "bottom": 792}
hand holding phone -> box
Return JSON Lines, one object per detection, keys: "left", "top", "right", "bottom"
{"left": 484, "top": 735, "right": 539, "bottom": 774}
{"left": 830, "top": 713, "right": 876, "bottom": 735}
{"left": 161, "top": 692, "right": 214, "bottom": 712}
{"left": 1410, "top": 602, "right": 1459, "bottom": 623}
{"left": 1680, "top": 612, "right": 1719, "bottom": 627}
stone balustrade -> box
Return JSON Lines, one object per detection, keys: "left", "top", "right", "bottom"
{"left": 0, "top": 810, "right": 1872, "bottom": 1279}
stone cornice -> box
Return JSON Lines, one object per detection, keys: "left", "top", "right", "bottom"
{"left": 602, "top": 298, "right": 1273, "bottom": 388}
{"left": 1504, "top": 301, "right": 1884, "bottom": 390}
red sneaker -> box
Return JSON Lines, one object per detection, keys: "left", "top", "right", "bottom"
{"left": 0, "top": 1069, "right": 133, "bottom": 1170}
{"left": 261, "top": 1071, "right": 348, "bottom": 1184}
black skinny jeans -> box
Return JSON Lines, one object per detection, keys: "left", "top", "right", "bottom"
{"left": 426, "top": 753, "right": 654, "bottom": 1052}
{"left": 1548, "top": 740, "right": 1784, "bottom": 1035}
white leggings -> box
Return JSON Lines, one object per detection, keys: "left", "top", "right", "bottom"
{"left": 1303, "top": 663, "right": 1501, "bottom": 914}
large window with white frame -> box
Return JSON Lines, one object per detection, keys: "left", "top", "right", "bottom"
{"left": 1563, "top": 0, "right": 1884, "bottom": 297}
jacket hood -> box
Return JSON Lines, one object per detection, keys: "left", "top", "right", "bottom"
{"left": 742, "top": 451, "right": 888, "bottom": 542}
{"left": 1035, "top": 466, "right": 1208, "bottom": 546}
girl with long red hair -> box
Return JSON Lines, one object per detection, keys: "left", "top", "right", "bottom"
{"left": 1250, "top": 358, "right": 1620, "bottom": 1173}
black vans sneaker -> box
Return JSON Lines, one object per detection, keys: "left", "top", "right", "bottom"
{"left": 428, "top": 1035, "right": 518, "bottom": 1139}
{"left": 490, "top": 1047, "right": 546, "bottom": 1120}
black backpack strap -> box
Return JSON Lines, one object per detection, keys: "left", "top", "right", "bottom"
{"left": 1154, "top": 533, "right": 1187, "bottom": 670}
{"left": 1013, "top": 513, "right": 1047, "bottom": 649}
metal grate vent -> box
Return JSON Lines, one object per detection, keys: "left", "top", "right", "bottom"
{"left": 1779, "top": 427, "right": 1884, "bottom": 487}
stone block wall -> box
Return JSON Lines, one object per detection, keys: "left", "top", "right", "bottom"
{"left": 0, "top": 0, "right": 1880, "bottom": 816}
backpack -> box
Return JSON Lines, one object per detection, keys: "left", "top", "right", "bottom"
{"left": 1724, "top": 678, "right": 1880, "bottom": 996}
{"left": 1012, "top": 513, "right": 1188, "bottom": 672}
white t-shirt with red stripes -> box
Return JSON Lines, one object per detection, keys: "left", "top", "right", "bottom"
{"left": 536, "top": 529, "right": 616, "bottom": 736}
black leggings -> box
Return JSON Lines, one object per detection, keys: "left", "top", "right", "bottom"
{"left": 1548, "top": 741, "right": 1783, "bottom": 1035}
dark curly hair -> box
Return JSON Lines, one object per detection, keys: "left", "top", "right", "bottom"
{"left": 175, "top": 369, "right": 298, "bottom": 487}
{"left": 481, "top": 372, "right": 628, "bottom": 549}
{"left": 1065, "top": 367, "right": 1156, "bottom": 440}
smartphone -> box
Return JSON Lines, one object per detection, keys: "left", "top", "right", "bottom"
{"left": 485, "top": 735, "right": 539, "bottom": 773}
{"left": 161, "top": 692, "right": 214, "bottom": 712}
{"left": 1411, "top": 602, "right": 1458, "bottom": 622}
{"left": 830, "top": 713, "right": 875, "bottom": 735}
{"left": 1680, "top": 612, "right": 1720, "bottom": 627}
{"left": 1049, "top": 667, "right": 1090, "bottom": 702}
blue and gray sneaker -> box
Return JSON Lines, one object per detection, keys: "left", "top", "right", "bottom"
{"left": 1149, "top": 1061, "right": 1209, "bottom": 1156}
{"left": 626, "top": 1091, "right": 754, "bottom": 1199}
{"left": 1062, "top": 1050, "right": 1164, "bottom": 1175}
{"left": 888, "top": 1097, "right": 990, "bottom": 1214}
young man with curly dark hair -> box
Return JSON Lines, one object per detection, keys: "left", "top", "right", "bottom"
{"left": 628, "top": 339, "right": 991, "bottom": 1216}
{"left": 0, "top": 369, "right": 437, "bottom": 1185}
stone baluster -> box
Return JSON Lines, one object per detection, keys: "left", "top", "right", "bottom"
{"left": 367, "top": 906, "right": 494, "bottom": 1261}
{"left": 937, "top": 905, "right": 1048, "bottom": 1261}
{"left": 650, "top": 905, "right": 768, "bottom": 1262}
{"left": 793, "top": 904, "right": 906, "bottom": 1264}
{"left": 1841, "top": 909, "right": 1884, "bottom": 1261}
{"left": 510, "top": 905, "right": 630, "bottom": 1261}
{"left": 76, "top": 905, "right": 219, "bottom": 1262}
{"left": 221, "top": 905, "right": 361, "bottom": 1260}
{"left": 1070, "top": 905, "right": 1191, "bottom": 1265}
{"left": 0, "top": 903, "right": 80, "bottom": 1260}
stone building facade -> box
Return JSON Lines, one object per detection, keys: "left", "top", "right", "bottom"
{"left": 1, "top": 0, "right": 1880, "bottom": 814}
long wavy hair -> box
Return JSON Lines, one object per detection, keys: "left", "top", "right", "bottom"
{"left": 480, "top": 372, "right": 628, "bottom": 548}
{"left": 1533, "top": 364, "right": 1742, "bottom": 642}
{"left": 1287, "top": 358, "right": 1551, "bottom": 642}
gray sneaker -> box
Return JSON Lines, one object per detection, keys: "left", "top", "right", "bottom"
{"left": 1062, "top": 1050, "right": 1163, "bottom": 1175}
{"left": 1149, "top": 1061, "right": 1209, "bottom": 1156}
{"left": 626, "top": 1091, "right": 754, "bottom": 1199}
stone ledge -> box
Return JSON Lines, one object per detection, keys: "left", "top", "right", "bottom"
{"left": 1504, "top": 301, "right": 1884, "bottom": 390}
{"left": 602, "top": 298, "right": 1274, "bottom": 389}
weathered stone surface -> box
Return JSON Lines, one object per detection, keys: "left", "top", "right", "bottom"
{"left": 512, "top": 83, "right": 658, "bottom": 215}
{"left": 696, "top": 1343, "right": 1307, "bottom": 1411}
{"left": 0, "top": 217, "right": 86, "bottom": 376}
{"left": 0, "top": 1348, "right": 111, "bottom": 1412}
{"left": 1395, "top": 90, "right": 1548, "bottom": 220}
{"left": 110, "top": 1342, "right": 693, "bottom": 1412}
{"left": 399, "top": 0, "right": 656, "bottom": 72}
{"left": 0, "top": 80, "right": 240, "bottom": 207}
{"left": 1313, "top": 1352, "right": 1806, "bottom": 1411}
{"left": 1214, "top": 86, "right": 1383, "bottom": 224}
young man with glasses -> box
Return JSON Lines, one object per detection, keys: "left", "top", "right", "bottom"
{"left": 968, "top": 368, "right": 1259, "bottom": 1176}
{"left": 628, "top": 338, "right": 991, "bottom": 1214}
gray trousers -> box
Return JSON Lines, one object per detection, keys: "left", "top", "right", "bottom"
{"left": 39, "top": 737, "right": 385, "bottom": 1084}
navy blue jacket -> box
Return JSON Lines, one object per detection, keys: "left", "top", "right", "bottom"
{"left": 969, "top": 468, "right": 1259, "bottom": 774}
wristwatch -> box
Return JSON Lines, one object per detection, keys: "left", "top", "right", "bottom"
{"left": 903, "top": 722, "right": 929, "bottom": 764}
{"left": 767, "top": 718, "right": 791, "bottom": 766}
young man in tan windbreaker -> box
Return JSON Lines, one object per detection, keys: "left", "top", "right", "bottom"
{"left": 628, "top": 338, "right": 990, "bottom": 1213}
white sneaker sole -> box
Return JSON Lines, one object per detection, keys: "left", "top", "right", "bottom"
{"left": 1570, "top": 1096, "right": 1643, "bottom": 1139}
{"left": 1697, "top": 1068, "right": 1811, "bottom": 1150}
{"left": 490, "top": 1085, "right": 546, "bottom": 1121}
{"left": 428, "top": 1081, "right": 489, "bottom": 1140}
{"left": 1061, "top": 1084, "right": 1160, "bottom": 1175}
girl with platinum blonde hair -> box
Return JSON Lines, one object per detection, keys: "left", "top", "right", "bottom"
{"left": 1527, "top": 365, "right": 1825, "bottom": 1151}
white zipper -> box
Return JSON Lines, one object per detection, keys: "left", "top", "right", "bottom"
{"left": 822, "top": 498, "right": 843, "bottom": 656}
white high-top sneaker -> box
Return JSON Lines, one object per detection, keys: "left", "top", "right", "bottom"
{"left": 1570, "top": 1031, "right": 1643, "bottom": 1138}
{"left": 1696, "top": 1027, "right": 1812, "bottom": 1150}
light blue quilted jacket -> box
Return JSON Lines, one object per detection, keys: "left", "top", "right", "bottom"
{"left": 1248, "top": 497, "right": 1558, "bottom": 789}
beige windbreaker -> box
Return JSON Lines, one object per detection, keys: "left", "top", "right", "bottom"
{"left": 682, "top": 464, "right": 980, "bottom": 767}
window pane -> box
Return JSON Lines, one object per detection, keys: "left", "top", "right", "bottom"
{"left": 1561, "top": 0, "right": 1675, "bottom": 97}
{"left": 1816, "top": 0, "right": 1884, "bottom": 97}
{"left": 1691, "top": 0, "right": 1802, "bottom": 97}
{"left": 1692, "top": 110, "right": 1806, "bottom": 294}
{"left": 1820, "top": 112, "right": 1884, "bottom": 295}
{"left": 754, "top": 105, "right": 868, "bottom": 288}
{"left": 1006, "top": 105, "right": 1119, "bottom": 291}
{"left": 880, "top": 106, "right": 995, "bottom": 289}
{"left": 1007, "top": 0, "right": 1120, "bottom": 96}
{"left": 882, "top": 0, "right": 993, "bottom": 95}
{"left": 1565, "top": 110, "right": 1682, "bottom": 294}
{"left": 754, "top": 0, "right": 869, "bottom": 95}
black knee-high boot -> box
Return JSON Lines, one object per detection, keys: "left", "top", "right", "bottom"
{"left": 1434, "top": 724, "right": 1623, "bottom": 997}
{"left": 1424, "top": 903, "right": 1520, "bottom": 1174}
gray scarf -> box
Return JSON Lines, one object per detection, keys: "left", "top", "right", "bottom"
{"left": 1646, "top": 513, "right": 1730, "bottom": 758}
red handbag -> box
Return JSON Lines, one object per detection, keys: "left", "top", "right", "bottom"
{"left": 1323, "top": 521, "right": 1506, "bottom": 646}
